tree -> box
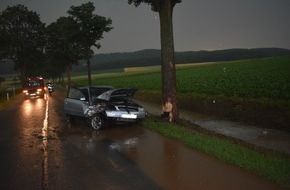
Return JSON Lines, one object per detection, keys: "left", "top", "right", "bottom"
{"left": 0, "top": 76, "right": 5, "bottom": 86}
{"left": 0, "top": 4, "right": 46, "bottom": 80}
{"left": 67, "top": 2, "right": 113, "bottom": 86}
{"left": 45, "top": 17, "right": 81, "bottom": 86}
{"left": 126, "top": 0, "right": 182, "bottom": 122}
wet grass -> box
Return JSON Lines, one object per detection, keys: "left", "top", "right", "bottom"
{"left": 144, "top": 117, "right": 290, "bottom": 188}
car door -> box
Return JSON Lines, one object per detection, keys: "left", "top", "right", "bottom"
{"left": 64, "top": 88, "right": 89, "bottom": 117}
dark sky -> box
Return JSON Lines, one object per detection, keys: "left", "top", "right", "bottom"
{"left": 1, "top": 0, "right": 290, "bottom": 54}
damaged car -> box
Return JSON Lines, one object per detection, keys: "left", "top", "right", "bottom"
{"left": 64, "top": 86, "right": 146, "bottom": 130}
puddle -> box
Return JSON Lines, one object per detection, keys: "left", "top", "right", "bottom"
{"left": 69, "top": 125, "right": 283, "bottom": 190}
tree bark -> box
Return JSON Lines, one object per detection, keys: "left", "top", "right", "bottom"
{"left": 87, "top": 58, "right": 92, "bottom": 86}
{"left": 66, "top": 64, "right": 71, "bottom": 87}
{"left": 159, "top": 1, "right": 179, "bottom": 122}
{"left": 20, "top": 62, "right": 26, "bottom": 82}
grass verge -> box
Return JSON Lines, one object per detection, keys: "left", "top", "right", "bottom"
{"left": 144, "top": 116, "right": 290, "bottom": 188}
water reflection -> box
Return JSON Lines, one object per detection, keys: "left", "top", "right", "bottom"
{"left": 12, "top": 97, "right": 48, "bottom": 187}
{"left": 64, "top": 121, "right": 282, "bottom": 190}
{"left": 41, "top": 96, "right": 49, "bottom": 189}
{"left": 109, "top": 137, "right": 139, "bottom": 152}
{"left": 22, "top": 98, "right": 43, "bottom": 117}
{"left": 163, "top": 139, "right": 180, "bottom": 189}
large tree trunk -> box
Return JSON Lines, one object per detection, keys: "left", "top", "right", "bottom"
{"left": 66, "top": 64, "right": 71, "bottom": 87}
{"left": 20, "top": 62, "right": 26, "bottom": 82}
{"left": 159, "top": 1, "right": 179, "bottom": 122}
{"left": 87, "top": 58, "right": 92, "bottom": 86}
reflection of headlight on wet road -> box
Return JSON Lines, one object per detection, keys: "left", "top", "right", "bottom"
{"left": 109, "top": 137, "right": 139, "bottom": 152}
{"left": 23, "top": 101, "right": 34, "bottom": 115}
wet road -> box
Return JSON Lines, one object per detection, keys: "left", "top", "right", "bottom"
{"left": 0, "top": 89, "right": 285, "bottom": 190}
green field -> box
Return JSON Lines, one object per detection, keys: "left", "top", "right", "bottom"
{"left": 75, "top": 56, "right": 290, "bottom": 100}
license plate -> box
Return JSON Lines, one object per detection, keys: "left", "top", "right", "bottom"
{"left": 121, "top": 114, "right": 137, "bottom": 119}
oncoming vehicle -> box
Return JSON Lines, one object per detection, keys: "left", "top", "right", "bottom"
{"left": 22, "top": 76, "right": 46, "bottom": 99}
{"left": 64, "top": 86, "right": 146, "bottom": 130}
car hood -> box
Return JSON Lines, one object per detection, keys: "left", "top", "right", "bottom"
{"left": 97, "top": 88, "right": 137, "bottom": 101}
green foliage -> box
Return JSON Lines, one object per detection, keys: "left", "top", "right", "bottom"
{"left": 67, "top": 2, "right": 113, "bottom": 85}
{"left": 127, "top": 0, "right": 182, "bottom": 12}
{"left": 0, "top": 4, "right": 46, "bottom": 78}
{"left": 67, "top": 2, "right": 113, "bottom": 55}
{"left": 45, "top": 16, "right": 81, "bottom": 81}
{"left": 176, "top": 56, "right": 290, "bottom": 100}
{"left": 0, "top": 76, "right": 5, "bottom": 84}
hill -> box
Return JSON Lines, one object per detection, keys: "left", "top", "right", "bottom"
{"left": 72, "top": 48, "right": 290, "bottom": 72}
{"left": 1, "top": 48, "right": 290, "bottom": 74}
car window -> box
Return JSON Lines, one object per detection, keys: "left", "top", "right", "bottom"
{"left": 80, "top": 89, "right": 89, "bottom": 101}
{"left": 90, "top": 87, "right": 108, "bottom": 96}
{"left": 23, "top": 81, "right": 40, "bottom": 87}
{"left": 90, "top": 87, "right": 112, "bottom": 101}
{"left": 68, "top": 88, "right": 87, "bottom": 100}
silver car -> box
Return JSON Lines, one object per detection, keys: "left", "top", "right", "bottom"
{"left": 64, "top": 86, "right": 146, "bottom": 130}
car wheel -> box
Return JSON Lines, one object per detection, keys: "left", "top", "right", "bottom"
{"left": 91, "top": 114, "right": 105, "bottom": 130}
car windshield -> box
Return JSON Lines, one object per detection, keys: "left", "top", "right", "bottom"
{"left": 90, "top": 87, "right": 113, "bottom": 102}
{"left": 23, "top": 81, "right": 40, "bottom": 87}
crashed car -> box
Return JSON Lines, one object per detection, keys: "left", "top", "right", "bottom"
{"left": 64, "top": 86, "right": 146, "bottom": 130}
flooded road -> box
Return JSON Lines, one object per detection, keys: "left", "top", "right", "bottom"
{"left": 0, "top": 90, "right": 286, "bottom": 189}
{"left": 75, "top": 125, "right": 284, "bottom": 190}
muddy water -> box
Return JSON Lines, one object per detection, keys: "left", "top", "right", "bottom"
{"left": 97, "top": 125, "right": 283, "bottom": 190}
{"left": 137, "top": 99, "right": 290, "bottom": 155}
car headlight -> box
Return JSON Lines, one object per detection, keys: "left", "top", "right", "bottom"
{"left": 23, "top": 90, "right": 28, "bottom": 93}
{"left": 106, "top": 111, "right": 116, "bottom": 117}
{"left": 37, "top": 89, "right": 42, "bottom": 92}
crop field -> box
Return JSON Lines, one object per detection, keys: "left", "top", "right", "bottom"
{"left": 176, "top": 56, "right": 290, "bottom": 100}
{"left": 77, "top": 56, "right": 290, "bottom": 102}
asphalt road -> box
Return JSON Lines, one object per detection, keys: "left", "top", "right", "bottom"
{"left": 0, "top": 91, "right": 159, "bottom": 190}
{"left": 0, "top": 89, "right": 285, "bottom": 190}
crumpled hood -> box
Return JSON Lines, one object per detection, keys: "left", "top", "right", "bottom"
{"left": 97, "top": 88, "right": 137, "bottom": 101}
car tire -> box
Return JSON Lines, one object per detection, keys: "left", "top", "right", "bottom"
{"left": 91, "top": 114, "right": 105, "bottom": 130}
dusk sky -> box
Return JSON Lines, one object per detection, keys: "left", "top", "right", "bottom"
{"left": 1, "top": 0, "right": 290, "bottom": 54}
